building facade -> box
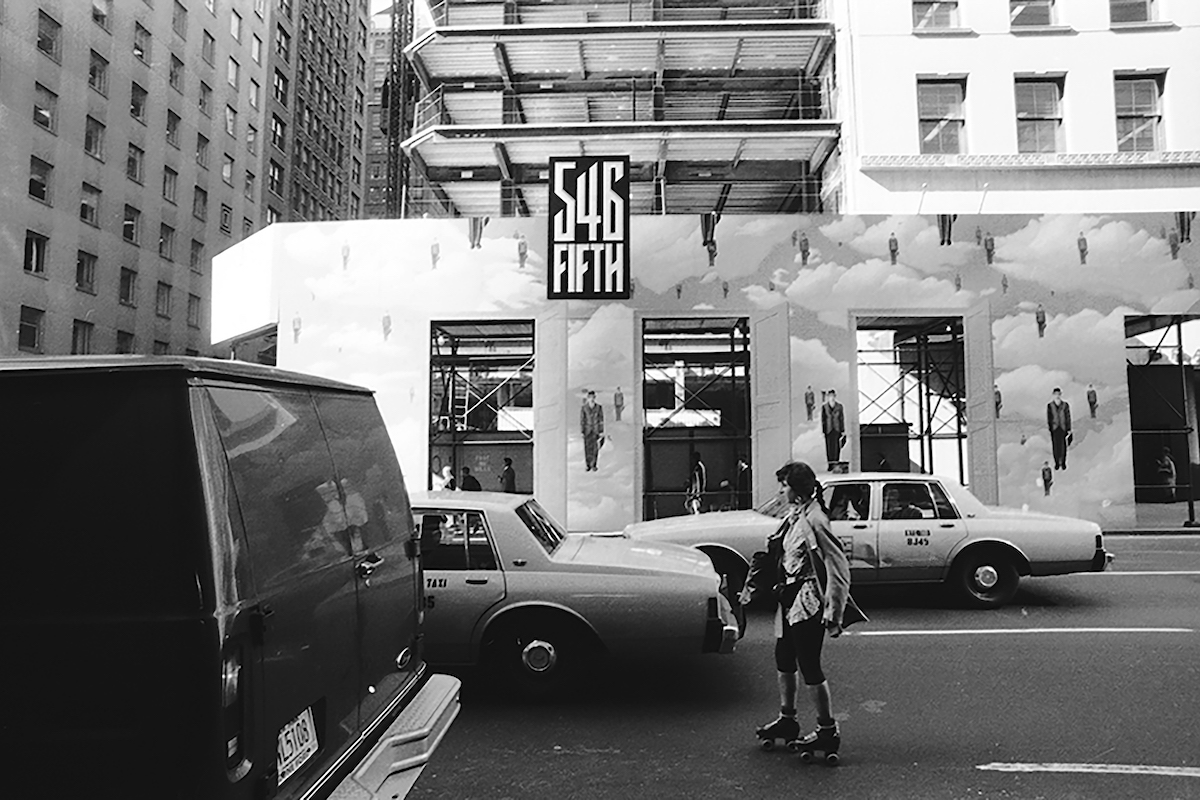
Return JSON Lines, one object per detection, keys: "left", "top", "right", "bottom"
{"left": 840, "top": 0, "right": 1200, "bottom": 214}
{"left": 213, "top": 211, "right": 1200, "bottom": 534}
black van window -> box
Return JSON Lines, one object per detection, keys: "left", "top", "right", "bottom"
{"left": 206, "top": 387, "right": 348, "bottom": 588}
{"left": 313, "top": 393, "right": 414, "bottom": 556}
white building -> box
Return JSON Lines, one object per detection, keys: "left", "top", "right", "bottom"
{"left": 837, "top": 0, "right": 1200, "bottom": 214}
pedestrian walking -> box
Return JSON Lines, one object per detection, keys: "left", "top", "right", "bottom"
{"left": 743, "top": 461, "right": 867, "bottom": 762}
{"left": 460, "top": 466, "right": 482, "bottom": 491}
{"left": 499, "top": 457, "right": 517, "bottom": 493}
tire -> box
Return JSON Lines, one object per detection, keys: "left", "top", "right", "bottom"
{"left": 488, "top": 616, "right": 591, "bottom": 699}
{"left": 950, "top": 549, "right": 1020, "bottom": 609}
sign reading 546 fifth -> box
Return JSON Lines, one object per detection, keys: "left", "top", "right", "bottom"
{"left": 548, "top": 156, "right": 630, "bottom": 300}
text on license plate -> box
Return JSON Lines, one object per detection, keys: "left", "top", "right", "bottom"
{"left": 277, "top": 706, "right": 319, "bottom": 785}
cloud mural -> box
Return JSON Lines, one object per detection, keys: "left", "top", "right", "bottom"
{"left": 785, "top": 259, "right": 973, "bottom": 327}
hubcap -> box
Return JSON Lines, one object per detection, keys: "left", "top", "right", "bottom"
{"left": 974, "top": 565, "right": 999, "bottom": 590}
{"left": 521, "top": 639, "right": 557, "bottom": 673}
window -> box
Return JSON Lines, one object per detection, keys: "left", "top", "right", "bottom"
{"left": 353, "top": 122, "right": 363, "bottom": 150}
{"left": 89, "top": 51, "right": 110, "bottom": 95}
{"left": 119, "top": 267, "right": 138, "bottom": 305}
{"left": 85, "top": 117, "right": 106, "bottom": 159}
{"left": 273, "top": 69, "right": 289, "bottom": 106}
{"left": 33, "top": 84, "right": 57, "bottom": 132}
{"left": 243, "top": 217, "right": 254, "bottom": 237}
{"left": 281, "top": 0, "right": 293, "bottom": 17}
{"left": 1110, "top": 0, "right": 1153, "bottom": 23}
{"left": 126, "top": 144, "right": 145, "bottom": 183}
{"left": 190, "top": 240, "right": 204, "bottom": 272}
{"left": 197, "top": 133, "right": 210, "bottom": 167}
{"left": 912, "top": 1, "right": 959, "bottom": 29}
{"left": 80, "top": 184, "right": 101, "bottom": 225}
{"left": 134, "top": 23, "right": 152, "bottom": 63}
{"left": 202, "top": 30, "right": 215, "bottom": 64}
{"left": 76, "top": 251, "right": 97, "bottom": 293}
{"left": 166, "top": 111, "right": 181, "bottom": 147}
{"left": 417, "top": 511, "right": 499, "bottom": 571}
{"left": 266, "top": 206, "right": 280, "bottom": 225}
{"left": 29, "top": 157, "right": 52, "bottom": 204}
{"left": 352, "top": 157, "right": 362, "bottom": 184}
{"left": 225, "top": 106, "right": 238, "bottom": 136}
{"left": 24, "top": 231, "right": 49, "bottom": 275}
{"left": 116, "top": 331, "right": 136, "bottom": 353}
{"left": 244, "top": 171, "right": 256, "bottom": 200}
{"left": 247, "top": 124, "right": 259, "bottom": 154}
{"left": 173, "top": 1, "right": 188, "bottom": 37}
{"left": 824, "top": 483, "right": 872, "bottom": 521}
{"left": 222, "top": 154, "right": 234, "bottom": 184}
{"left": 271, "top": 115, "right": 287, "bottom": 150}
{"left": 205, "top": 0, "right": 215, "bottom": 11}
{"left": 276, "top": 24, "right": 291, "bottom": 62}
{"left": 249, "top": 79, "right": 260, "bottom": 110}
{"left": 131, "top": 83, "right": 148, "bottom": 122}
{"left": 72, "top": 320, "right": 95, "bottom": 355}
{"left": 231, "top": 10, "right": 242, "bottom": 40}
{"left": 156, "top": 282, "right": 173, "bottom": 317}
{"left": 199, "top": 82, "right": 213, "bottom": 116}
{"left": 1115, "top": 76, "right": 1161, "bottom": 152}
{"left": 153, "top": 340, "right": 170, "bottom": 355}
{"left": 1015, "top": 79, "right": 1062, "bottom": 153}
{"left": 252, "top": 34, "right": 263, "bottom": 64}
{"left": 193, "top": 186, "right": 208, "bottom": 220}
{"left": 255, "top": 0, "right": 265, "bottom": 17}
{"left": 92, "top": 0, "right": 112, "bottom": 31}
{"left": 1010, "top": 0, "right": 1054, "bottom": 26}
{"left": 268, "top": 160, "right": 284, "bottom": 195}
{"left": 163, "top": 167, "right": 178, "bottom": 203}
{"left": 170, "top": 55, "right": 184, "bottom": 91}
{"left": 917, "top": 79, "right": 965, "bottom": 154}
{"left": 220, "top": 204, "right": 233, "bottom": 234}
{"left": 882, "top": 482, "right": 937, "bottom": 520}
{"left": 18, "top": 307, "right": 45, "bottom": 353}
{"left": 227, "top": 57, "right": 240, "bottom": 89}
{"left": 159, "top": 224, "right": 176, "bottom": 260}
{"left": 188, "top": 294, "right": 202, "bottom": 328}
{"left": 123, "top": 206, "right": 142, "bottom": 244}
{"left": 37, "top": 11, "right": 62, "bottom": 60}
{"left": 355, "top": 88, "right": 364, "bottom": 116}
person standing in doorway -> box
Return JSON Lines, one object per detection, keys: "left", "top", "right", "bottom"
{"left": 499, "top": 457, "right": 517, "bottom": 493}
{"left": 822, "top": 390, "right": 845, "bottom": 465}
{"left": 581, "top": 390, "right": 605, "bottom": 472}
{"left": 686, "top": 452, "right": 707, "bottom": 514}
{"left": 1042, "top": 461, "right": 1053, "bottom": 497}
{"left": 460, "top": 466, "right": 482, "bottom": 491}
{"left": 1047, "top": 387, "right": 1072, "bottom": 470}
{"left": 613, "top": 386, "right": 625, "bottom": 422}
{"left": 804, "top": 385, "right": 816, "bottom": 422}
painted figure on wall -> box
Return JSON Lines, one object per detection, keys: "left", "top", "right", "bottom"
{"left": 975, "top": 226, "right": 983, "bottom": 246}
{"left": 468, "top": 217, "right": 489, "bottom": 249}
{"left": 1087, "top": 384, "right": 1098, "bottom": 418}
{"left": 984, "top": 231, "right": 995, "bottom": 264}
{"left": 430, "top": 238, "right": 440, "bottom": 269}
{"left": 798, "top": 232, "right": 811, "bottom": 266}
{"left": 1077, "top": 232, "right": 1089, "bottom": 265}
{"left": 1036, "top": 303, "right": 1047, "bottom": 338}
{"left": 581, "top": 390, "right": 605, "bottom": 472}
{"left": 613, "top": 386, "right": 625, "bottom": 422}
{"left": 805, "top": 385, "right": 816, "bottom": 422}
{"left": 382, "top": 312, "right": 392, "bottom": 342}
{"left": 1169, "top": 229, "right": 1181, "bottom": 260}
{"left": 517, "top": 233, "right": 528, "bottom": 269}
{"left": 500, "top": 457, "right": 517, "bottom": 493}
{"left": 937, "top": 213, "right": 956, "bottom": 246}
{"left": 888, "top": 233, "right": 899, "bottom": 265}
{"left": 822, "top": 389, "right": 846, "bottom": 465}
{"left": 994, "top": 384, "right": 1003, "bottom": 418}
{"left": 686, "top": 452, "right": 707, "bottom": 514}
{"left": 292, "top": 314, "right": 302, "bottom": 344}
{"left": 1042, "top": 462, "right": 1053, "bottom": 497}
{"left": 1177, "top": 211, "right": 1194, "bottom": 243}
{"left": 1047, "top": 387, "right": 1072, "bottom": 470}
{"left": 341, "top": 241, "right": 351, "bottom": 271}
{"left": 701, "top": 212, "right": 721, "bottom": 268}
{"left": 1001, "top": 272, "right": 1009, "bottom": 294}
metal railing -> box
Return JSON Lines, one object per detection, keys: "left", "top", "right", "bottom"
{"left": 420, "top": 0, "right": 828, "bottom": 31}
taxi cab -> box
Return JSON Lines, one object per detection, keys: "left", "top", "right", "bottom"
{"left": 622, "top": 473, "right": 1112, "bottom": 609}
{"left": 411, "top": 491, "right": 739, "bottom": 695}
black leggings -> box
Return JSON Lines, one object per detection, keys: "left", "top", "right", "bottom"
{"left": 774, "top": 613, "right": 826, "bottom": 685}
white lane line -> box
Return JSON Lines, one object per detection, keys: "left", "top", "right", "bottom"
{"left": 854, "top": 627, "right": 1193, "bottom": 637}
{"left": 1074, "top": 570, "right": 1200, "bottom": 576}
{"left": 978, "top": 762, "right": 1200, "bottom": 778}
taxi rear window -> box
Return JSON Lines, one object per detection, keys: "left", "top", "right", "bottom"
{"left": 516, "top": 500, "right": 566, "bottom": 554}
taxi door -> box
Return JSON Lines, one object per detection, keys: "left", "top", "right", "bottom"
{"left": 822, "top": 480, "right": 878, "bottom": 583}
{"left": 416, "top": 508, "right": 507, "bottom": 665}
{"left": 876, "top": 480, "right": 967, "bottom": 581}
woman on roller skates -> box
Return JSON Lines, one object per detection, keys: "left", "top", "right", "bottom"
{"left": 742, "top": 461, "right": 866, "bottom": 764}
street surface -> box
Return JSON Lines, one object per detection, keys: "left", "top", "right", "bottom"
{"left": 410, "top": 536, "right": 1200, "bottom": 799}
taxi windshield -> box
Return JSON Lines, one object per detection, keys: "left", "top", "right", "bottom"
{"left": 755, "top": 493, "right": 792, "bottom": 519}
{"left": 516, "top": 499, "right": 566, "bottom": 555}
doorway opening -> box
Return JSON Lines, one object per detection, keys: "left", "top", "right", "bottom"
{"left": 856, "top": 316, "right": 967, "bottom": 483}
{"left": 429, "top": 320, "right": 534, "bottom": 493}
{"left": 642, "top": 317, "right": 751, "bottom": 519}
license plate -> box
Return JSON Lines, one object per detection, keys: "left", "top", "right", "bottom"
{"left": 277, "top": 706, "right": 319, "bottom": 785}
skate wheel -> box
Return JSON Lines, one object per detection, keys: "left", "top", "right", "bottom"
{"left": 760, "top": 739, "right": 775, "bottom": 751}
{"left": 825, "top": 752, "right": 840, "bottom": 766}
{"left": 798, "top": 750, "right": 813, "bottom": 763}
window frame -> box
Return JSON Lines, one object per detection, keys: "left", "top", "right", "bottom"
{"left": 159, "top": 224, "right": 176, "bottom": 261}
{"left": 131, "top": 82, "right": 149, "bottom": 123}
{"left": 71, "top": 320, "right": 95, "bottom": 355}
{"left": 119, "top": 267, "right": 139, "bottom": 306}
{"left": 24, "top": 231, "right": 49, "bottom": 275}
{"left": 133, "top": 23, "right": 153, "bottom": 64}
{"left": 29, "top": 157, "right": 53, "bottom": 204}
{"left": 18, "top": 306, "right": 46, "bottom": 353}
{"left": 912, "top": 1, "right": 960, "bottom": 29}
{"left": 76, "top": 250, "right": 98, "bottom": 294}
{"left": 80, "top": 183, "right": 101, "bottom": 226}
{"left": 126, "top": 144, "right": 146, "bottom": 184}
{"left": 163, "top": 167, "right": 179, "bottom": 203}
{"left": 1110, "top": 0, "right": 1154, "bottom": 24}
{"left": 156, "top": 282, "right": 173, "bottom": 318}
{"left": 33, "top": 84, "right": 58, "bottom": 133}
{"left": 123, "top": 205, "right": 142, "bottom": 245}
{"left": 37, "top": 11, "right": 62, "bottom": 61}
{"left": 1114, "top": 74, "right": 1163, "bottom": 153}
{"left": 89, "top": 51, "right": 110, "bottom": 95}
{"left": 193, "top": 186, "right": 209, "bottom": 221}
{"left": 917, "top": 78, "right": 966, "bottom": 155}
{"left": 1014, "top": 77, "right": 1063, "bottom": 153}
{"left": 170, "top": 55, "right": 185, "bottom": 92}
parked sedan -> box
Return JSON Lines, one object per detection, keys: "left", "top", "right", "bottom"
{"left": 621, "top": 474, "right": 1113, "bottom": 609}
{"left": 411, "top": 491, "right": 739, "bottom": 694}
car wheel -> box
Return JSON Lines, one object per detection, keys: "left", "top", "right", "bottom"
{"left": 951, "top": 550, "right": 1019, "bottom": 609}
{"left": 490, "top": 617, "right": 588, "bottom": 699}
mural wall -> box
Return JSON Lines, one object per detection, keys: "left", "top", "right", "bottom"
{"left": 212, "top": 211, "right": 1200, "bottom": 532}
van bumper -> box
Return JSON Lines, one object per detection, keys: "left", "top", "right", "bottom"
{"left": 331, "top": 673, "right": 462, "bottom": 800}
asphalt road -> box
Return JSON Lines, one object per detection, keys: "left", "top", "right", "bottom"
{"left": 409, "top": 536, "right": 1200, "bottom": 800}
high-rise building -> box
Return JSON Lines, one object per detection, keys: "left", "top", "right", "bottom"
{"left": 840, "top": 0, "right": 1200, "bottom": 213}
{"left": 364, "top": 12, "right": 392, "bottom": 218}
{"left": 382, "top": 0, "right": 841, "bottom": 217}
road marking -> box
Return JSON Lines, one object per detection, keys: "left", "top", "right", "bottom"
{"left": 855, "top": 627, "right": 1193, "bottom": 637}
{"left": 1074, "top": 570, "right": 1200, "bottom": 576}
{"left": 978, "top": 762, "right": 1200, "bottom": 778}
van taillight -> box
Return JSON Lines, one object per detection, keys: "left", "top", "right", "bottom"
{"left": 222, "top": 643, "right": 246, "bottom": 771}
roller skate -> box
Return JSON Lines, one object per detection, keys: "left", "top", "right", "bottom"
{"left": 754, "top": 714, "right": 800, "bottom": 751}
{"left": 788, "top": 722, "right": 841, "bottom": 765}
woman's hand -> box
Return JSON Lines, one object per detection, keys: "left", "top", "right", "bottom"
{"left": 823, "top": 607, "right": 843, "bottom": 638}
